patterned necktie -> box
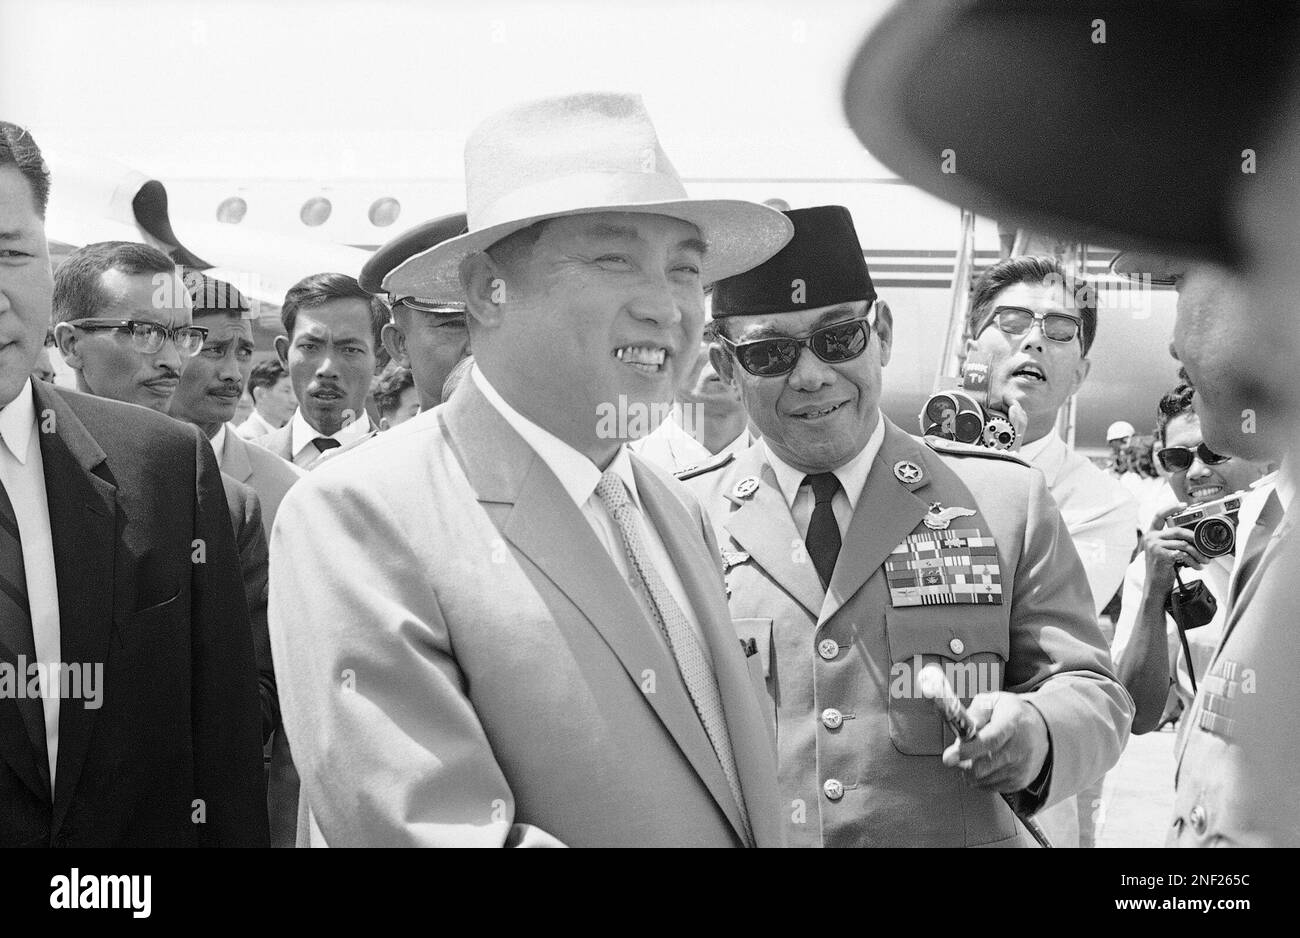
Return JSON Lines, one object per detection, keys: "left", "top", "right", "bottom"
{"left": 312, "top": 437, "right": 342, "bottom": 453}
{"left": 804, "top": 472, "right": 842, "bottom": 589}
{"left": 595, "top": 470, "right": 754, "bottom": 846}
{"left": 1230, "top": 490, "right": 1283, "bottom": 608}
{"left": 0, "top": 477, "right": 48, "bottom": 774}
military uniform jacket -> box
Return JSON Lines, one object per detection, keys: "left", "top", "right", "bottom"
{"left": 1170, "top": 509, "right": 1300, "bottom": 846}
{"left": 682, "top": 418, "right": 1132, "bottom": 847}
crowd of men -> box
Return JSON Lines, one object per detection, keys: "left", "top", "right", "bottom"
{"left": 1, "top": 3, "right": 1297, "bottom": 848}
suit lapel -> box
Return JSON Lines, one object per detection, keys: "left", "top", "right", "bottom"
{"left": 632, "top": 457, "right": 750, "bottom": 839}
{"left": 441, "top": 382, "right": 742, "bottom": 838}
{"left": 821, "top": 421, "right": 932, "bottom": 624}
{"left": 31, "top": 384, "right": 117, "bottom": 832}
{"left": 722, "top": 446, "right": 825, "bottom": 619}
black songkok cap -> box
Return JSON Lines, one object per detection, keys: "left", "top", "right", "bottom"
{"left": 711, "top": 205, "right": 875, "bottom": 317}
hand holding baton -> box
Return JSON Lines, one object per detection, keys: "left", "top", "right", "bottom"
{"left": 918, "top": 664, "right": 1053, "bottom": 848}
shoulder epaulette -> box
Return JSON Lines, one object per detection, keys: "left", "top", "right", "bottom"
{"left": 675, "top": 450, "right": 736, "bottom": 481}
{"left": 922, "top": 435, "right": 1030, "bottom": 468}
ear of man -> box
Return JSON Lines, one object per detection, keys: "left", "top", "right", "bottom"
{"left": 708, "top": 340, "right": 733, "bottom": 383}
{"left": 52, "top": 322, "right": 84, "bottom": 370}
{"left": 380, "top": 321, "right": 411, "bottom": 368}
{"left": 274, "top": 334, "right": 291, "bottom": 368}
{"left": 873, "top": 299, "right": 894, "bottom": 367}
{"left": 459, "top": 252, "right": 508, "bottom": 329}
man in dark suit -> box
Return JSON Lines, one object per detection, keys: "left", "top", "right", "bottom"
{"left": 52, "top": 242, "right": 279, "bottom": 748}
{"left": 0, "top": 121, "right": 266, "bottom": 845}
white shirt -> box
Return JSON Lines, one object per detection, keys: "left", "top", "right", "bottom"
{"left": 234, "top": 409, "right": 278, "bottom": 441}
{"left": 1019, "top": 430, "right": 1139, "bottom": 615}
{"left": 471, "top": 365, "right": 705, "bottom": 645}
{"left": 764, "top": 413, "right": 885, "bottom": 541}
{"left": 631, "top": 410, "right": 753, "bottom": 475}
{"left": 1111, "top": 551, "right": 1233, "bottom": 746}
{"left": 209, "top": 423, "right": 228, "bottom": 471}
{"left": 0, "top": 381, "right": 61, "bottom": 789}
{"left": 289, "top": 408, "right": 373, "bottom": 469}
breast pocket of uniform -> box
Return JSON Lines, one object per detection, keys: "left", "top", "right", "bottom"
{"left": 731, "top": 617, "right": 774, "bottom": 710}
{"left": 883, "top": 604, "right": 1010, "bottom": 755}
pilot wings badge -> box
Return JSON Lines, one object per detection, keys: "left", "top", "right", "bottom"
{"left": 923, "top": 502, "right": 977, "bottom": 530}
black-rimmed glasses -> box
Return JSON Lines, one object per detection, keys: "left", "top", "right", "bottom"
{"left": 985, "top": 306, "right": 1083, "bottom": 345}
{"left": 66, "top": 319, "right": 208, "bottom": 357}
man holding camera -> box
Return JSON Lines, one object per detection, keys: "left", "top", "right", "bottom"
{"left": 1111, "top": 383, "right": 1272, "bottom": 739}
{"left": 682, "top": 205, "right": 1131, "bottom": 847}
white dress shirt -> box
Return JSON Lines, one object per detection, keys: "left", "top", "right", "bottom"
{"left": 1018, "top": 430, "right": 1140, "bottom": 615}
{"left": 763, "top": 413, "right": 885, "bottom": 542}
{"left": 289, "top": 408, "right": 373, "bottom": 469}
{"left": 234, "top": 409, "right": 279, "bottom": 440}
{"left": 0, "top": 381, "right": 61, "bottom": 789}
{"left": 471, "top": 365, "right": 705, "bottom": 646}
{"left": 209, "top": 423, "right": 228, "bottom": 471}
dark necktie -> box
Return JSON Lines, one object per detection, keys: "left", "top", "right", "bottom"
{"left": 312, "top": 437, "right": 342, "bottom": 454}
{"left": 0, "top": 477, "right": 49, "bottom": 777}
{"left": 1230, "top": 489, "right": 1283, "bottom": 608}
{"left": 804, "top": 473, "right": 842, "bottom": 589}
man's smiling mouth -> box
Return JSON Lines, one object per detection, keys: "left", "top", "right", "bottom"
{"left": 614, "top": 345, "right": 668, "bottom": 374}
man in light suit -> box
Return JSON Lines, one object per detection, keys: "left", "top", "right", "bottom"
{"left": 0, "top": 122, "right": 266, "bottom": 846}
{"left": 269, "top": 92, "right": 793, "bottom": 846}
{"left": 682, "top": 206, "right": 1131, "bottom": 847}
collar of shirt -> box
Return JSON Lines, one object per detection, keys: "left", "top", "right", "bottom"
{"left": 471, "top": 364, "right": 642, "bottom": 511}
{"left": 762, "top": 411, "right": 885, "bottom": 512}
{"left": 0, "top": 380, "right": 37, "bottom": 465}
{"left": 1018, "top": 429, "right": 1060, "bottom": 473}
{"left": 289, "top": 406, "right": 372, "bottom": 462}
{"left": 209, "top": 423, "right": 228, "bottom": 470}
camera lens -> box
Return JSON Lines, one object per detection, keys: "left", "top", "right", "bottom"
{"left": 1194, "top": 518, "right": 1236, "bottom": 557}
{"left": 954, "top": 411, "right": 984, "bottom": 444}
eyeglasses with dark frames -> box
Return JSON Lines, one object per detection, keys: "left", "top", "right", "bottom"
{"left": 984, "top": 306, "right": 1083, "bottom": 345}
{"left": 66, "top": 319, "right": 208, "bottom": 357}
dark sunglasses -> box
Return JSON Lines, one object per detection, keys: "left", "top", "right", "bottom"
{"left": 720, "top": 315, "right": 873, "bottom": 377}
{"left": 1156, "top": 442, "right": 1230, "bottom": 473}
{"left": 986, "top": 306, "right": 1083, "bottom": 344}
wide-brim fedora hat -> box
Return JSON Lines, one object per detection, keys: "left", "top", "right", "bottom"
{"left": 842, "top": 1, "right": 1300, "bottom": 269}
{"left": 383, "top": 93, "right": 794, "bottom": 299}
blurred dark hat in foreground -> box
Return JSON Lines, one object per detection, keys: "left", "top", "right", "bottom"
{"left": 843, "top": 0, "right": 1300, "bottom": 268}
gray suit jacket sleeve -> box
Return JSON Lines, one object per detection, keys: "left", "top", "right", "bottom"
{"left": 268, "top": 470, "right": 565, "bottom": 848}
{"left": 1007, "top": 467, "right": 1135, "bottom": 812}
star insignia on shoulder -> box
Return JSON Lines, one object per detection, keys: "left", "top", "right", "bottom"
{"left": 893, "top": 460, "right": 924, "bottom": 485}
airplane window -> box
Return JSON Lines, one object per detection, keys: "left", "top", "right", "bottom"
{"left": 217, "top": 196, "right": 247, "bottom": 224}
{"left": 369, "top": 197, "right": 401, "bottom": 227}
{"left": 301, "top": 197, "right": 332, "bottom": 227}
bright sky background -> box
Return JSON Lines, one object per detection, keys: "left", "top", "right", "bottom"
{"left": 1, "top": 0, "right": 895, "bottom": 181}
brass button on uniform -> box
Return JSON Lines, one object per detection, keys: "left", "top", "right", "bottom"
{"left": 1189, "top": 804, "right": 1207, "bottom": 836}
{"left": 823, "top": 778, "right": 844, "bottom": 801}
{"left": 821, "top": 708, "right": 843, "bottom": 729}
{"left": 818, "top": 638, "right": 839, "bottom": 660}
{"left": 949, "top": 638, "right": 965, "bottom": 655}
